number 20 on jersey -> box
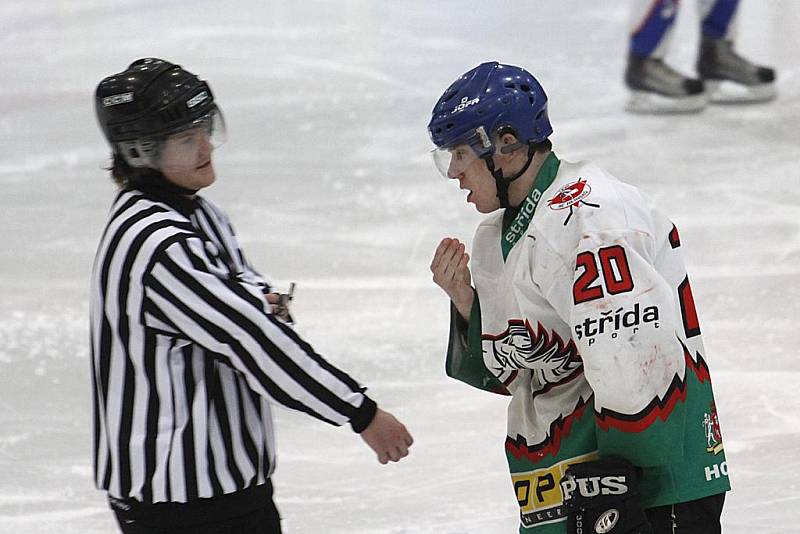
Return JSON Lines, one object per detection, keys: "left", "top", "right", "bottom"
{"left": 573, "top": 245, "right": 634, "bottom": 305}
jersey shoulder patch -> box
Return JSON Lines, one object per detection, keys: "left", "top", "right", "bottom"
{"left": 533, "top": 162, "right": 651, "bottom": 243}
{"left": 528, "top": 162, "right": 657, "bottom": 265}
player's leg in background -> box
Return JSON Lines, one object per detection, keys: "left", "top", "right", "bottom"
{"left": 629, "top": 0, "right": 678, "bottom": 60}
{"left": 625, "top": 0, "right": 707, "bottom": 113}
{"left": 696, "top": 0, "right": 777, "bottom": 103}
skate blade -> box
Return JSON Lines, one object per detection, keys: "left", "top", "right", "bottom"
{"left": 625, "top": 90, "right": 707, "bottom": 114}
{"left": 706, "top": 80, "right": 777, "bottom": 104}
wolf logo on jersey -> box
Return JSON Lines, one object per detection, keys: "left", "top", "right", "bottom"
{"left": 483, "top": 319, "right": 582, "bottom": 386}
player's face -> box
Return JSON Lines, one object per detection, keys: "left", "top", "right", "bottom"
{"left": 159, "top": 126, "right": 216, "bottom": 191}
{"left": 450, "top": 150, "right": 500, "bottom": 213}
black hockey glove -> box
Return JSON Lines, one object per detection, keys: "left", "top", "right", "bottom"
{"left": 560, "top": 456, "right": 652, "bottom": 534}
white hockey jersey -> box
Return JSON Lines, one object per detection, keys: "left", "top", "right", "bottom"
{"left": 445, "top": 153, "right": 729, "bottom": 532}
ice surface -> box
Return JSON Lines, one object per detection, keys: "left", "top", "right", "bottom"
{"left": 1, "top": 1, "right": 798, "bottom": 532}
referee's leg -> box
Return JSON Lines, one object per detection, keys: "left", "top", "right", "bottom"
{"left": 110, "top": 482, "right": 282, "bottom": 534}
{"left": 113, "top": 500, "right": 282, "bottom": 534}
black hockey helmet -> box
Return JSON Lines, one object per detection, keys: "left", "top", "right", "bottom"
{"left": 95, "top": 58, "right": 225, "bottom": 168}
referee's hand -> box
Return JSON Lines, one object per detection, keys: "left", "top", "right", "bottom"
{"left": 360, "top": 408, "right": 413, "bottom": 464}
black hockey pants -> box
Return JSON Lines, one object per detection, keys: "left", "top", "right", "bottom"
{"left": 110, "top": 481, "right": 282, "bottom": 534}
{"left": 646, "top": 492, "right": 725, "bottom": 534}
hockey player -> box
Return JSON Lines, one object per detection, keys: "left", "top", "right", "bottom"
{"left": 429, "top": 62, "right": 730, "bottom": 533}
{"left": 626, "top": 0, "right": 776, "bottom": 112}
{"left": 92, "top": 58, "right": 413, "bottom": 533}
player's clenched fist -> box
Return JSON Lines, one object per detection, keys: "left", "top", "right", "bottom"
{"left": 430, "top": 237, "right": 474, "bottom": 320}
{"left": 360, "top": 408, "right": 414, "bottom": 464}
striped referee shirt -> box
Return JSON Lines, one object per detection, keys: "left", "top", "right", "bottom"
{"left": 90, "top": 184, "right": 376, "bottom": 504}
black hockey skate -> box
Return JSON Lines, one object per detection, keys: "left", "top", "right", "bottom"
{"left": 697, "top": 36, "right": 776, "bottom": 104}
{"left": 625, "top": 53, "right": 707, "bottom": 113}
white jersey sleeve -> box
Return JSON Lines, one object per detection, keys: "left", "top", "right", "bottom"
{"left": 533, "top": 163, "right": 687, "bottom": 418}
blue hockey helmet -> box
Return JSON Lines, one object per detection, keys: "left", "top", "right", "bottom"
{"left": 428, "top": 62, "right": 552, "bottom": 178}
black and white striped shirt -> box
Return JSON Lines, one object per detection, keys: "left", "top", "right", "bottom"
{"left": 90, "top": 185, "right": 376, "bottom": 504}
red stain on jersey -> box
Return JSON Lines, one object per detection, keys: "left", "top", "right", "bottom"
{"left": 594, "top": 341, "right": 711, "bottom": 433}
{"left": 595, "top": 372, "right": 688, "bottom": 433}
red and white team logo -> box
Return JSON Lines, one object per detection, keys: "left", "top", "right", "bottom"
{"left": 548, "top": 178, "right": 592, "bottom": 210}
{"left": 703, "top": 402, "right": 724, "bottom": 455}
{"left": 548, "top": 178, "right": 600, "bottom": 225}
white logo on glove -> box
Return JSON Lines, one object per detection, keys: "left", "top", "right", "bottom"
{"left": 560, "top": 475, "right": 628, "bottom": 501}
{"left": 595, "top": 508, "right": 620, "bottom": 533}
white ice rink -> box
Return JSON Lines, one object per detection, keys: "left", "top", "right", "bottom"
{"left": 1, "top": 1, "right": 798, "bottom": 532}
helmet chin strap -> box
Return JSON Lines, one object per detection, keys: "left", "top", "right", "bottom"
{"left": 482, "top": 143, "right": 537, "bottom": 209}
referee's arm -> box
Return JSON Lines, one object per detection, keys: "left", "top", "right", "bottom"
{"left": 142, "top": 235, "right": 377, "bottom": 432}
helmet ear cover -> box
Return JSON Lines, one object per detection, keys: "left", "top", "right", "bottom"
{"left": 115, "top": 138, "right": 160, "bottom": 168}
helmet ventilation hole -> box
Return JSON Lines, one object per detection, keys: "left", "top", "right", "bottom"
{"left": 160, "top": 108, "right": 183, "bottom": 124}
